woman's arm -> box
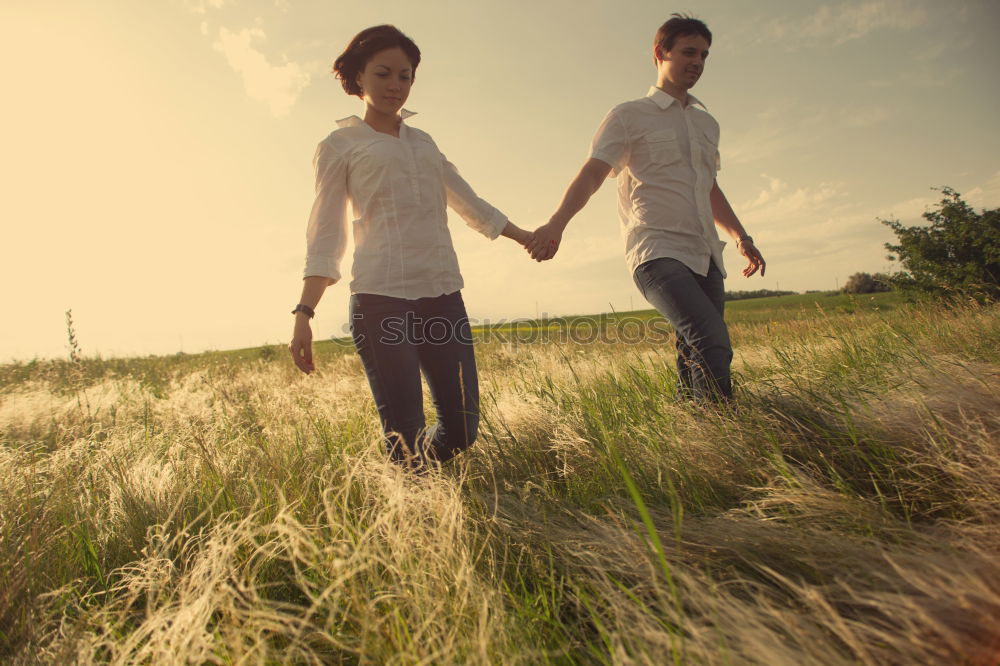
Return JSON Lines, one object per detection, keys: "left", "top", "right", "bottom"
{"left": 291, "top": 139, "right": 349, "bottom": 374}
{"left": 500, "top": 222, "right": 533, "bottom": 246}
{"left": 289, "top": 276, "right": 334, "bottom": 374}
{"left": 304, "top": 140, "right": 350, "bottom": 284}
{"left": 440, "top": 154, "right": 513, "bottom": 241}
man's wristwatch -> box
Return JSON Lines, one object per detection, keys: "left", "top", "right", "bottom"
{"left": 291, "top": 304, "right": 315, "bottom": 318}
{"left": 737, "top": 234, "right": 754, "bottom": 247}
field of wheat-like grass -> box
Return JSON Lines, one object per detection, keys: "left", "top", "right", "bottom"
{"left": 2, "top": 293, "right": 998, "bottom": 664}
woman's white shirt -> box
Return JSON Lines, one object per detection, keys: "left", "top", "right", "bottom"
{"left": 303, "top": 112, "right": 509, "bottom": 300}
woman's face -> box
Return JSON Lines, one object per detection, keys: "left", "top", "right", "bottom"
{"left": 356, "top": 47, "right": 414, "bottom": 116}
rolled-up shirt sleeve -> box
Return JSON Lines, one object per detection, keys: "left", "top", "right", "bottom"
{"left": 303, "top": 139, "right": 349, "bottom": 283}
{"left": 590, "top": 109, "right": 630, "bottom": 177}
{"left": 441, "top": 155, "right": 508, "bottom": 240}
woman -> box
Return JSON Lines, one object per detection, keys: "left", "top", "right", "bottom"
{"left": 289, "top": 25, "right": 532, "bottom": 471}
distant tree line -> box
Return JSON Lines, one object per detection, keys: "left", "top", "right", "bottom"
{"left": 724, "top": 289, "right": 797, "bottom": 301}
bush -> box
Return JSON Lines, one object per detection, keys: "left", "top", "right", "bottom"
{"left": 843, "top": 272, "right": 892, "bottom": 294}
{"left": 881, "top": 188, "right": 1000, "bottom": 300}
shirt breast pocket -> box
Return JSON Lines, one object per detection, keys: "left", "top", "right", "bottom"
{"left": 413, "top": 134, "right": 444, "bottom": 176}
{"left": 644, "top": 129, "right": 681, "bottom": 166}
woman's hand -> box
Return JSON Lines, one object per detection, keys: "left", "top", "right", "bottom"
{"left": 289, "top": 316, "right": 315, "bottom": 374}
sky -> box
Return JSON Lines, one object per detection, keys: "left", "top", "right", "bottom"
{"left": 1, "top": 0, "right": 999, "bottom": 362}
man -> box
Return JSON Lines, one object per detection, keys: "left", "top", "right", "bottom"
{"left": 526, "top": 13, "right": 765, "bottom": 402}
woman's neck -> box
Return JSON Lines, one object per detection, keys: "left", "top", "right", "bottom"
{"left": 363, "top": 106, "right": 402, "bottom": 137}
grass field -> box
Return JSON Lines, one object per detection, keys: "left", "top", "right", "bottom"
{"left": 2, "top": 291, "right": 999, "bottom": 664}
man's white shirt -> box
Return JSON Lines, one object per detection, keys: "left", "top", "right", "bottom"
{"left": 590, "top": 87, "right": 726, "bottom": 278}
{"left": 304, "top": 111, "right": 509, "bottom": 299}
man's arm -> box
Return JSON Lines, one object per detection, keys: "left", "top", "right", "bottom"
{"left": 526, "top": 158, "right": 613, "bottom": 261}
{"left": 710, "top": 180, "right": 766, "bottom": 278}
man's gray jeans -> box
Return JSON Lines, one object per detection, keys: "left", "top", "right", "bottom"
{"left": 633, "top": 257, "right": 733, "bottom": 401}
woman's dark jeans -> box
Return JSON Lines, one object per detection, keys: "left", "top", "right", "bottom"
{"left": 349, "top": 290, "right": 479, "bottom": 468}
{"left": 633, "top": 257, "right": 733, "bottom": 401}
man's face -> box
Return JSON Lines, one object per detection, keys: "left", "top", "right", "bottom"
{"left": 657, "top": 34, "right": 710, "bottom": 90}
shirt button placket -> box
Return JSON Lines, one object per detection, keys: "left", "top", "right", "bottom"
{"left": 687, "top": 114, "right": 701, "bottom": 179}
{"left": 686, "top": 111, "right": 705, "bottom": 217}
{"left": 405, "top": 140, "right": 421, "bottom": 205}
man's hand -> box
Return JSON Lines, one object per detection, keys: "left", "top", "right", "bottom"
{"left": 739, "top": 240, "right": 766, "bottom": 278}
{"left": 525, "top": 222, "right": 564, "bottom": 261}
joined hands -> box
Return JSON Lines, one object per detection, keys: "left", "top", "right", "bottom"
{"left": 524, "top": 222, "right": 563, "bottom": 261}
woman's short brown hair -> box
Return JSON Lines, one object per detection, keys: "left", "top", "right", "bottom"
{"left": 332, "top": 25, "right": 421, "bottom": 97}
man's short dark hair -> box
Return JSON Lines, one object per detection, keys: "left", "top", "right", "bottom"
{"left": 654, "top": 13, "right": 712, "bottom": 55}
{"left": 333, "top": 25, "right": 421, "bottom": 97}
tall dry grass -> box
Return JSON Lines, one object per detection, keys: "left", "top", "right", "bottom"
{"left": 1, "top": 297, "right": 998, "bottom": 664}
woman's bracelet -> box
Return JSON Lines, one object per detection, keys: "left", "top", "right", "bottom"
{"left": 291, "top": 303, "right": 315, "bottom": 318}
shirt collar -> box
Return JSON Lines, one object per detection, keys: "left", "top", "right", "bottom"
{"left": 336, "top": 108, "right": 417, "bottom": 128}
{"left": 646, "top": 86, "right": 706, "bottom": 111}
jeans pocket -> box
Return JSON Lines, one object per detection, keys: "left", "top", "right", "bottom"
{"left": 632, "top": 264, "right": 649, "bottom": 296}
{"left": 637, "top": 258, "right": 690, "bottom": 294}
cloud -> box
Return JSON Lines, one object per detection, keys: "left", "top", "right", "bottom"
{"left": 844, "top": 106, "right": 892, "bottom": 128}
{"left": 958, "top": 171, "right": 1000, "bottom": 210}
{"left": 875, "top": 173, "right": 1000, "bottom": 226}
{"left": 803, "top": 0, "right": 928, "bottom": 45}
{"left": 739, "top": 175, "right": 847, "bottom": 239}
{"left": 865, "top": 66, "right": 964, "bottom": 89}
{"left": 738, "top": 0, "right": 929, "bottom": 50}
{"left": 734, "top": 176, "right": 896, "bottom": 276}
{"left": 713, "top": 176, "right": 899, "bottom": 289}
{"left": 212, "top": 26, "right": 310, "bottom": 117}
{"left": 724, "top": 100, "right": 896, "bottom": 167}
{"left": 723, "top": 125, "right": 784, "bottom": 167}
{"left": 724, "top": 105, "right": 832, "bottom": 166}
{"left": 736, "top": 169, "right": 1000, "bottom": 290}
{"left": 741, "top": 175, "right": 841, "bottom": 213}
{"left": 183, "top": 0, "right": 228, "bottom": 15}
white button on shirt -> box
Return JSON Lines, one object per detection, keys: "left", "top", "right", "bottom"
{"left": 590, "top": 87, "right": 726, "bottom": 278}
{"left": 304, "top": 111, "right": 509, "bottom": 299}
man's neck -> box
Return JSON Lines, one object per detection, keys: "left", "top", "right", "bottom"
{"left": 655, "top": 80, "right": 689, "bottom": 107}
